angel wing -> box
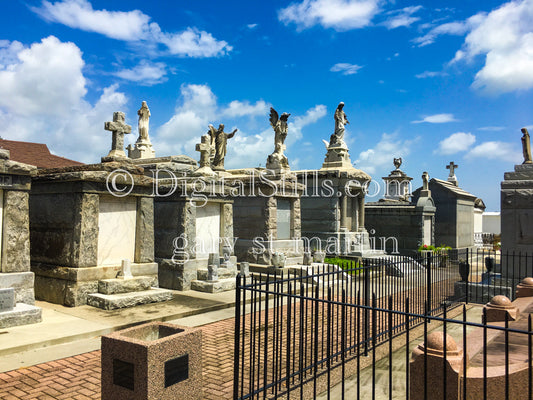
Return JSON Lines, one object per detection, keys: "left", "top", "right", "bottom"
{"left": 269, "top": 107, "right": 279, "bottom": 127}
{"left": 207, "top": 124, "right": 216, "bottom": 136}
{"left": 322, "top": 139, "right": 329, "bottom": 149}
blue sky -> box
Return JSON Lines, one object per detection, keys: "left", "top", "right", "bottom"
{"left": 1, "top": 0, "right": 533, "bottom": 210}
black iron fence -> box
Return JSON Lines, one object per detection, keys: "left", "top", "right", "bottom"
{"left": 233, "top": 251, "right": 533, "bottom": 399}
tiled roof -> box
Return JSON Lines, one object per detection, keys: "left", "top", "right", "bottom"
{"left": 0, "top": 139, "right": 83, "bottom": 169}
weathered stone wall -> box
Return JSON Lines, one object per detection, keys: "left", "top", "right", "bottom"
{"left": 2, "top": 190, "right": 31, "bottom": 272}
{"left": 233, "top": 196, "right": 268, "bottom": 239}
{"left": 135, "top": 196, "right": 154, "bottom": 263}
{"left": 365, "top": 205, "right": 427, "bottom": 254}
{"left": 301, "top": 195, "right": 339, "bottom": 236}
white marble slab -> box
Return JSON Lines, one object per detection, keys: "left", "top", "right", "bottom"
{"left": 195, "top": 203, "right": 221, "bottom": 258}
{"left": 97, "top": 196, "right": 136, "bottom": 266}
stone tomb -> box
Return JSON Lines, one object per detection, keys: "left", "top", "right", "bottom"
{"left": 131, "top": 155, "right": 236, "bottom": 292}
{"left": 297, "top": 168, "right": 371, "bottom": 256}
{"left": 228, "top": 169, "right": 305, "bottom": 266}
{"left": 366, "top": 168, "right": 436, "bottom": 255}
{"left": 0, "top": 149, "right": 41, "bottom": 328}
{"left": 29, "top": 161, "right": 171, "bottom": 307}
{"left": 412, "top": 165, "right": 478, "bottom": 251}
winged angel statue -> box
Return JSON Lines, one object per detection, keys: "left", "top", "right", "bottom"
{"left": 266, "top": 107, "right": 290, "bottom": 170}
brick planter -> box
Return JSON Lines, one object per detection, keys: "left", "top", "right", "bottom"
{"left": 101, "top": 322, "right": 202, "bottom": 400}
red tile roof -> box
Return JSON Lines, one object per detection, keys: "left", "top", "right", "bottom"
{"left": 0, "top": 139, "right": 84, "bottom": 169}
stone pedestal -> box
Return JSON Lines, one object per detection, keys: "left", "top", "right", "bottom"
{"left": 30, "top": 162, "right": 158, "bottom": 306}
{"left": 501, "top": 164, "right": 533, "bottom": 271}
{"left": 516, "top": 277, "right": 533, "bottom": 297}
{"left": 321, "top": 142, "right": 353, "bottom": 169}
{"left": 128, "top": 139, "right": 155, "bottom": 160}
{"left": 410, "top": 332, "right": 464, "bottom": 400}
{"left": 101, "top": 322, "right": 202, "bottom": 400}
{"left": 483, "top": 295, "right": 519, "bottom": 323}
{"left": 0, "top": 152, "right": 41, "bottom": 327}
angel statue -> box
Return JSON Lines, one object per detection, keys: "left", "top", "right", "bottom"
{"left": 521, "top": 128, "right": 532, "bottom": 164}
{"left": 329, "top": 102, "right": 349, "bottom": 146}
{"left": 137, "top": 101, "right": 150, "bottom": 142}
{"left": 208, "top": 123, "right": 237, "bottom": 170}
{"left": 266, "top": 107, "right": 290, "bottom": 170}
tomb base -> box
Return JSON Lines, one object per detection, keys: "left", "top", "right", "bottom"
{"left": 234, "top": 239, "right": 304, "bottom": 265}
{"left": 190, "top": 279, "right": 236, "bottom": 293}
{"left": 0, "top": 303, "right": 42, "bottom": 329}
{"left": 0, "top": 272, "right": 36, "bottom": 305}
{"left": 32, "top": 262, "right": 158, "bottom": 307}
{"left": 87, "top": 288, "right": 173, "bottom": 310}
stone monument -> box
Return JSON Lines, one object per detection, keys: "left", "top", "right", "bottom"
{"left": 208, "top": 124, "right": 237, "bottom": 171}
{"left": 321, "top": 102, "right": 353, "bottom": 169}
{"left": 266, "top": 107, "right": 291, "bottom": 173}
{"left": 30, "top": 112, "right": 172, "bottom": 308}
{"left": 128, "top": 101, "right": 156, "bottom": 159}
{"left": 412, "top": 165, "right": 477, "bottom": 250}
{"left": 366, "top": 163, "right": 435, "bottom": 254}
{"left": 501, "top": 127, "right": 533, "bottom": 264}
{"left": 446, "top": 161, "right": 459, "bottom": 186}
{"left": 0, "top": 149, "right": 41, "bottom": 328}
{"left": 193, "top": 135, "right": 216, "bottom": 176}
{"left": 102, "top": 111, "right": 132, "bottom": 162}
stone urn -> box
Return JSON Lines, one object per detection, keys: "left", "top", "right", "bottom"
{"left": 313, "top": 251, "right": 326, "bottom": 263}
{"left": 459, "top": 261, "right": 470, "bottom": 282}
{"left": 271, "top": 252, "right": 286, "bottom": 268}
{"left": 485, "top": 257, "right": 495, "bottom": 273}
{"left": 302, "top": 252, "right": 312, "bottom": 266}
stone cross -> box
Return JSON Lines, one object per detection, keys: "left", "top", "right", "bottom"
{"left": 104, "top": 112, "right": 131, "bottom": 160}
{"left": 446, "top": 162, "right": 458, "bottom": 177}
{"left": 422, "top": 171, "right": 429, "bottom": 191}
{"left": 193, "top": 135, "right": 216, "bottom": 176}
{"left": 196, "top": 135, "right": 212, "bottom": 169}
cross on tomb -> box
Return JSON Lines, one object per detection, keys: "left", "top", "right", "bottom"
{"left": 446, "top": 161, "right": 458, "bottom": 177}
{"left": 104, "top": 111, "right": 132, "bottom": 160}
{"left": 196, "top": 135, "right": 212, "bottom": 169}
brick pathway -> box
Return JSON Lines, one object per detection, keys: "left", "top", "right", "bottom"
{"left": 0, "top": 317, "right": 237, "bottom": 400}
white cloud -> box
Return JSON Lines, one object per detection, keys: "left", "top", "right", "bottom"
{"left": 412, "top": 113, "right": 458, "bottom": 123}
{"left": 0, "top": 36, "right": 127, "bottom": 163}
{"left": 33, "top": 0, "right": 231, "bottom": 57}
{"left": 247, "top": 23, "right": 258, "bottom": 29}
{"left": 221, "top": 100, "right": 270, "bottom": 118}
{"left": 413, "top": 19, "right": 475, "bottom": 47}
{"left": 478, "top": 126, "right": 506, "bottom": 131}
{"left": 289, "top": 104, "right": 327, "bottom": 142}
{"left": 355, "top": 132, "right": 416, "bottom": 175}
{"left": 437, "top": 132, "right": 476, "bottom": 155}
{"left": 415, "top": 70, "right": 448, "bottom": 78}
{"left": 456, "top": 0, "right": 533, "bottom": 93}
{"left": 0, "top": 36, "right": 86, "bottom": 117}
{"left": 278, "top": 0, "right": 381, "bottom": 31}
{"left": 382, "top": 5, "right": 422, "bottom": 29}
{"left": 114, "top": 60, "right": 167, "bottom": 85}
{"left": 330, "top": 63, "right": 363, "bottom": 75}
{"left": 466, "top": 141, "right": 521, "bottom": 162}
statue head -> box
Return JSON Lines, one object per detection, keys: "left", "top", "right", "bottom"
{"left": 338, "top": 102, "right": 344, "bottom": 109}
{"left": 218, "top": 124, "right": 224, "bottom": 131}
{"left": 280, "top": 113, "right": 291, "bottom": 121}
{"left": 141, "top": 101, "right": 148, "bottom": 108}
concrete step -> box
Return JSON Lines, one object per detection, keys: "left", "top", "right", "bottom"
{"left": 98, "top": 276, "right": 156, "bottom": 295}
{"left": 197, "top": 268, "right": 237, "bottom": 281}
{"left": 190, "top": 279, "right": 236, "bottom": 294}
{"left": 87, "top": 288, "right": 173, "bottom": 310}
{"left": 0, "top": 303, "right": 42, "bottom": 329}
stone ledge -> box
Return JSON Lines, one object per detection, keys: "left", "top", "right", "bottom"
{"left": 87, "top": 288, "right": 173, "bottom": 310}
{"left": 98, "top": 276, "right": 156, "bottom": 295}
{"left": 190, "top": 279, "right": 236, "bottom": 293}
{"left": 0, "top": 303, "right": 42, "bottom": 329}
{"left": 197, "top": 268, "right": 236, "bottom": 281}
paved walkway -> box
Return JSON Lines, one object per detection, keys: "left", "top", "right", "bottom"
{"left": 0, "top": 316, "right": 237, "bottom": 400}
